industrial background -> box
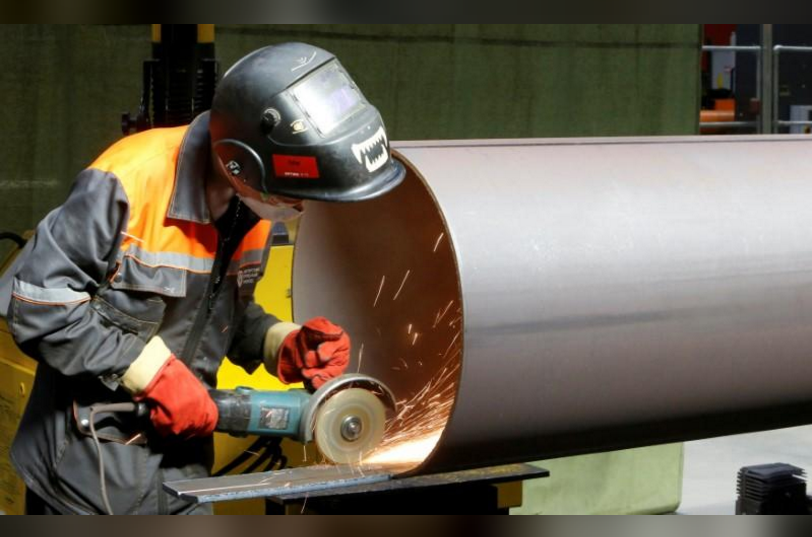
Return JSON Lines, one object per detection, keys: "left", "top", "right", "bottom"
{"left": 0, "top": 24, "right": 701, "bottom": 262}
{"left": 3, "top": 24, "right": 812, "bottom": 515}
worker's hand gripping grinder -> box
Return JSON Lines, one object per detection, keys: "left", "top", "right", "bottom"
{"left": 209, "top": 374, "right": 395, "bottom": 464}
{"left": 90, "top": 374, "right": 393, "bottom": 514}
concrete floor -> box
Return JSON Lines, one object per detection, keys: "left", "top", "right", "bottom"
{"left": 678, "top": 425, "right": 812, "bottom": 514}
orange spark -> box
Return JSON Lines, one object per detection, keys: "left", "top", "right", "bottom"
{"left": 373, "top": 275, "right": 386, "bottom": 308}
{"left": 392, "top": 270, "right": 411, "bottom": 301}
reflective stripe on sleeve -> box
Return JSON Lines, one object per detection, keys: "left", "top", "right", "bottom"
{"left": 227, "top": 248, "right": 266, "bottom": 273}
{"left": 12, "top": 279, "right": 91, "bottom": 305}
{"left": 120, "top": 245, "right": 215, "bottom": 273}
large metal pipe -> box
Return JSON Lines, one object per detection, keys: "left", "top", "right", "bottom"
{"left": 292, "top": 135, "right": 812, "bottom": 475}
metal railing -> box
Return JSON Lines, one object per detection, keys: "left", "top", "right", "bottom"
{"left": 701, "top": 46, "right": 762, "bottom": 53}
{"left": 773, "top": 45, "right": 812, "bottom": 131}
{"left": 700, "top": 44, "right": 761, "bottom": 132}
{"left": 700, "top": 27, "right": 812, "bottom": 134}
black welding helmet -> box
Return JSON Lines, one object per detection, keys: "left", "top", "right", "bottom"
{"left": 209, "top": 43, "right": 405, "bottom": 203}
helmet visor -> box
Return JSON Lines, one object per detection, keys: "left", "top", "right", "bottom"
{"left": 290, "top": 61, "right": 367, "bottom": 136}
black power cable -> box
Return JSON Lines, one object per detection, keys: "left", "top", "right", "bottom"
{"left": 212, "top": 437, "right": 268, "bottom": 477}
{"left": 212, "top": 436, "right": 288, "bottom": 477}
{"left": 262, "top": 443, "right": 287, "bottom": 473}
{"left": 88, "top": 402, "right": 143, "bottom": 515}
{"left": 90, "top": 405, "right": 292, "bottom": 514}
{"left": 0, "top": 232, "right": 26, "bottom": 249}
{"left": 242, "top": 446, "right": 275, "bottom": 474}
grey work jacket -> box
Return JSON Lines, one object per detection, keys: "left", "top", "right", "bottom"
{"left": 2, "top": 113, "right": 280, "bottom": 514}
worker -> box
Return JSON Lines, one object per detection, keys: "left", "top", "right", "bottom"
{"left": 3, "top": 42, "right": 405, "bottom": 515}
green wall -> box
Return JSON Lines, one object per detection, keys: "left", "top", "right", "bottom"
{"left": 0, "top": 25, "right": 149, "bottom": 259}
{"left": 218, "top": 25, "right": 700, "bottom": 139}
{"left": 0, "top": 24, "right": 700, "bottom": 260}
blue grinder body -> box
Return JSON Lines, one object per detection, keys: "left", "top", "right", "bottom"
{"left": 210, "top": 386, "right": 312, "bottom": 440}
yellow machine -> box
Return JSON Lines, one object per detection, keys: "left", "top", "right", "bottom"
{"left": 0, "top": 322, "right": 35, "bottom": 515}
{"left": 0, "top": 238, "right": 36, "bottom": 515}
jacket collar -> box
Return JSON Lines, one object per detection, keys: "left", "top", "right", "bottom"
{"left": 168, "top": 112, "right": 213, "bottom": 224}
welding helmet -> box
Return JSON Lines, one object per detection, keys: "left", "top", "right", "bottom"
{"left": 209, "top": 42, "right": 405, "bottom": 203}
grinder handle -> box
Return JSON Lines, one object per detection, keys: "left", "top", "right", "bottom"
{"left": 209, "top": 389, "right": 252, "bottom": 435}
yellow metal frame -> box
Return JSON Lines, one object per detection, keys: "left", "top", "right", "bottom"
{"left": 151, "top": 25, "right": 216, "bottom": 44}
{"left": 0, "top": 242, "right": 36, "bottom": 515}
{"left": 0, "top": 326, "right": 35, "bottom": 515}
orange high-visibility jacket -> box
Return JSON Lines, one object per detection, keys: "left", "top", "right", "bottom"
{"left": 6, "top": 112, "right": 279, "bottom": 514}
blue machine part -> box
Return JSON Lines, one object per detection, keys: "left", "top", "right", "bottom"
{"left": 211, "top": 386, "right": 312, "bottom": 439}
{"left": 246, "top": 387, "right": 311, "bottom": 437}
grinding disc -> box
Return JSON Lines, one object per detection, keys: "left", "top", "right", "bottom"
{"left": 314, "top": 388, "right": 387, "bottom": 464}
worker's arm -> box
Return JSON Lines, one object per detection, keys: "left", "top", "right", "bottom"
{"left": 120, "top": 336, "right": 218, "bottom": 437}
{"left": 226, "top": 300, "right": 283, "bottom": 374}
{"left": 274, "top": 317, "right": 350, "bottom": 389}
{"left": 226, "top": 304, "right": 350, "bottom": 389}
{"left": 8, "top": 169, "right": 148, "bottom": 383}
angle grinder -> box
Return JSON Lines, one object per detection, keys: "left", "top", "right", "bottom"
{"left": 209, "top": 374, "right": 395, "bottom": 464}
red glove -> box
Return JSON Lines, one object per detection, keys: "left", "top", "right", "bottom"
{"left": 277, "top": 317, "right": 350, "bottom": 389}
{"left": 134, "top": 356, "right": 219, "bottom": 438}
